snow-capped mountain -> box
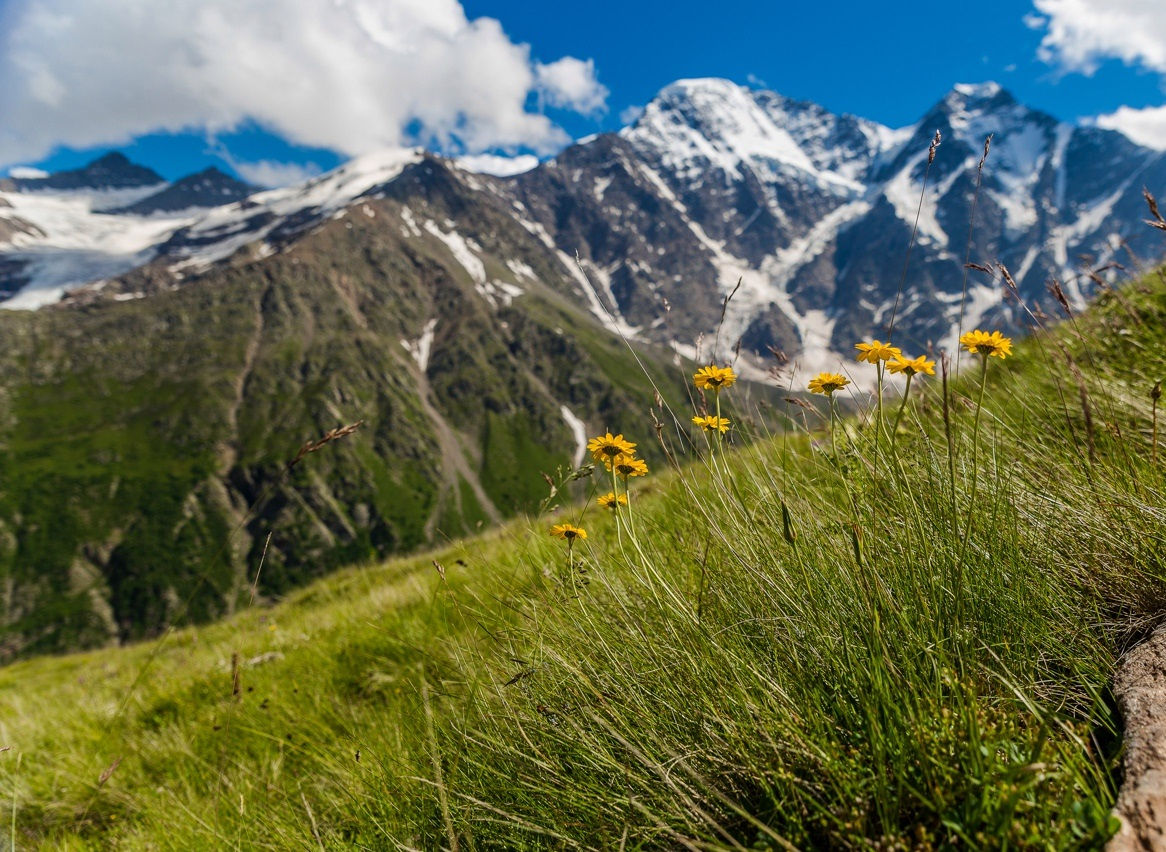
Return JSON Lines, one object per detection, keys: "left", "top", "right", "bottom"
{"left": 2, "top": 78, "right": 1164, "bottom": 379}
{"left": 0, "top": 150, "right": 423, "bottom": 305}
{"left": 506, "top": 78, "right": 1165, "bottom": 379}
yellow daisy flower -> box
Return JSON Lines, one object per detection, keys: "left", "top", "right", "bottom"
{"left": 597, "top": 492, "right": 628, "bottom": 509}
{"left": 886, "top": 354, "right": 936, "bottom": 376}
{"left": 549, "top": 523, "right": 587, "bottom": 541}
{"left": 586, "top": 432, "right": 636, "bottom": 462}
{"left": 855, "top": 340, "right": 902, "bottom": 364}
{"left": 808, "top": 372, "right": 850, "bottom": 395}
{"left": 691, "top": 414, "right": 731, "bottom": 433}
{"left": 693, "top": 365, "right": 737, "bottom": 390}
{"left": 610, "top": 454, "right": 648, "bottom": 478}
{"left": 959, "top": 329, "right": 1013, "bottom": 358}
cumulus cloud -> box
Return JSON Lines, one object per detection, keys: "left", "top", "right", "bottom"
{"left": 454, "top": 153, "right": 539, "bottom": 176}
{"left": 0, "top": 0, "right": 608, "bottom": 167}
{"left": 619, "top": 105, "right": 645, "bottom": 126}
{"left": 1095, "top": 104, "right": 1166, "bottom": 150}
{"left": 1029, "top": 0, "right": 1166, "bottom": 74}
{"left": 231, "top": 159, "right": 323, "bottom": 188}
{"left": 6, "top": 165, "right": 48, "bottom": 179}
{"left": 1028, "top": 0, "right": 1166, "bottom": 150}
{"left": 534, "top": 57, "right": 608, "bottom": 114}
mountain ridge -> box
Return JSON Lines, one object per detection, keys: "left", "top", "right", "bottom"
{"left": 3, "top": 79, "right": 1163, "bottom": 374}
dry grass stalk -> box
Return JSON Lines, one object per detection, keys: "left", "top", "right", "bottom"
{"left": 1144, "top": 188, "right": 1166, "bottom": 232}
{"left": 978, "top": 135, "right": 992, "bottom": 171}
{"left": 288, "top": 421, "right": 364, "bottom": 470}
{"left": 1066, "top": 356, "right": 1097, "bottom": 464}
{"left": 998, "top": 263, "right": 1020, "bottom": 305}
{"left": 1153, "top": 381, "right": 1162, "bottom": 466}
{"left": 1048, "top": 281, "right": 1073, "bottom": 317}
{"left": 247, "top": 531, "right": 272, "bottom": 607}
{"left": 98, "top": 757, "right": 123, "bottom": 787}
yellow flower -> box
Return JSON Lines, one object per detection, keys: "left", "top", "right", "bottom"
{"left": 855, "top": 340, "right": 902, "bottom": 364}
{"left": 586, "top": 432, "right": 636, "bottom": 462}
{"left": 886, "top": 354, "right": 936, "bottom": 376}
{"left": 610, "top": 454, "right": 648, "bottom": 478}
{"left": 691, "top": 414, "right": 731, "bottom": 433}
{"left": 959, "top": 329, "right": 1013, "bottom": 359}
{"left": 808, "top": 372, "right": 850, "bottom": 395}
{"left": 693, "top": 365, "right": 737, "bottom": 390}
{"left": 597, "top": 492, "right": 627, "bottom": 509}
{"left": 549, "top": 523, "right": 587, "bottom": 542}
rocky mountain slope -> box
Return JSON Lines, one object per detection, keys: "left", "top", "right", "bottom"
{"left": 0, "top": 77, "right": 1162, "bottom": 656}
{"left": 507, "top": 79, "right": 1166, "bottom": 378}
{"left": 0, "top": 154, "right": 686, "bottom": 658}
{"left": 3, "top": 79, "right": 1163, "bottom": 371}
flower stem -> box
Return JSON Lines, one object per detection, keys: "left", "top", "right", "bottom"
{"left": 623, "top": 476, "right": 637, "bottom": 537}
{"left": 890, "top": 374, "right": 914, "bottom": 447}
{"left": 611, "top": 464, "right": 624, "bottom": 549}
{"left": 829, "top": 395, "right": 838, "bottom": 463}
{"left": 955, "top": 356, "right": 991, "bottom": 618}
{"left": 715, "top": 390, "right": 726, "bottom": 462}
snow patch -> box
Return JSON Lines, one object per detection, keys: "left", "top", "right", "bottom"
{"left": 423, "top": 219, "right": 485, "bottom": 284}
{"left": 475, "top": 279, "right": 524, "bottom": 308}
{"left": 557, "top": 251, "right": 638, "bottom": 338}
{"left": 560, "top": 405, "right": 587, "bottom": 467}
{"left": 0, "top": 185, "right": 197, "bottom": 309}
{"left": 399, "top": 206, "right": 422, "bottom": 237}
{"left": 401, "top": 318, "right": 438, "bottom": 372}
{"left": 506, "top": 258, "right": 536, "bottom": 280}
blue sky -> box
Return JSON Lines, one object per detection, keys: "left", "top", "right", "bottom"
{"left": 2, "top": 0, "right": 1163, "bottom": 183}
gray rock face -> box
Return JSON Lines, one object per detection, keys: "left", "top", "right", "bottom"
{"left": 110, "top": 167, "right": 258, "bottom": 215}
{"left": 1109, "top": 625, "right": 1166, "bottom": 851}
{"left": 503, "top": 79, "right": 1166, "bottom": 375}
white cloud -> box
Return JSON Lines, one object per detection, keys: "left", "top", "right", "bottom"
{"left": 619, "top": 105, "right": 645, "bottom": 126}
{"left": 1028, "top": 0, "right": 1166, "bottom": 151}
{"left": 1030, "top": 0, "right": 1166, "bottom": 74}
{"left": 232, "top": 159, "right": 323, "bottom": 188}
{"left": 0, "top": 0, "right": 609, "bottom": 167}
{"left": 1095, "top": 104, "right": 1166, "bottom": 150}
{"left": 454, "top": 153, "right": 539, "bottom": 176}
{"left": 6, "top": 165, "right": 48, "bottom": 178}
{"left": 534, "top": 57, "right": 608, "bottom": 115}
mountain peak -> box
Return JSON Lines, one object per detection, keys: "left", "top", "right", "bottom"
{"left": 938, "top": 82, "right": 1022, "bottom": 117}
{"left": 89, "top": 151, "right": 133, "bottom": 168}
{"left": 658, "top": 77, "right": 742, "bottom": 97}
{"left": 109, "top": 165, "right": 258, "bottom": 215}
{"left": 950, "top": 81, "right": 1005, "bottom": 100}
{"left": 14, "top": 151, "right": 164, "bottom": 192}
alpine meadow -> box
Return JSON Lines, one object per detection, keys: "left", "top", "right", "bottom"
{"left": 3, "top": 1, "right": 1166, "bottom": 847}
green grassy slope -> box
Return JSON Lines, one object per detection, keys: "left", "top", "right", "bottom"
{"left": 1, "top": 271, "right": 1164, "bottom": 848}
